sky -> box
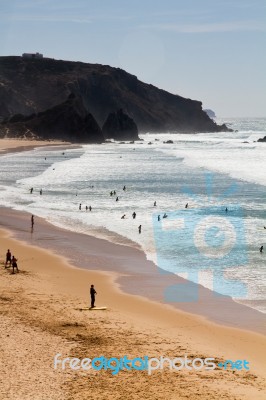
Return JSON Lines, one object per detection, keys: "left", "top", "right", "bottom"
{"left": 0, "top": 0, "right": 265, "bottom": 117}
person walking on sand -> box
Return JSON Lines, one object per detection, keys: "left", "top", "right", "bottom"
{"left": 11, "top": 256, "right": 19, "bottom": 274}
{"left": 31, "top": 215, "right": 34, "bottom": 229}
{"left": 138, "top": 225, "right": 142, "bottom": 234}
{"left": 5, "top": 249, "right": 12, "bottom": 268}
{"left": 90, "top": 284, "right": 97, "bottom": 308}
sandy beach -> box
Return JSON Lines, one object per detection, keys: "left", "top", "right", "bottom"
{"left": 0, "top": 140, "right": 265, "bottom": 400}
{"left": 0, "top": 138, "right": 73, "bottom": 154}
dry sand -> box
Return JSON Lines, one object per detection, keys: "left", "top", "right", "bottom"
{"left": 0, "top": 140, "right": 265, "bottom": 399}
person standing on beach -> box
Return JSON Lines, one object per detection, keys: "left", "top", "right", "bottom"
{"left": 90, "top": 284, "right": 97, "bottom": 308}
{"left": 31, "top": 215, "right": 34, "bottom": 229}
{"left": 11, "top": 256, "right": 19, "bottom": 274}
{"left": 5, "top": 249, "right": 12, "bottom": 268}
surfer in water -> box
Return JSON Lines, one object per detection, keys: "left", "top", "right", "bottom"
{"left": 260, "top": 245, "right": 263, "bottom": 253}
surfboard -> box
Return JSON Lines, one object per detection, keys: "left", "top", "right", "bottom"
{"left": 75, "top": 307, "right": 107, "bottom": 311}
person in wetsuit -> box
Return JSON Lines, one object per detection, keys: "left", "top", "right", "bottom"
{"left": 90, "top": 284, "right": 97, "bottom": 308}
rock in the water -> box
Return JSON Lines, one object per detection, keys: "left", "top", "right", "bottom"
{"left": 258, "top": 136, "right": 266, "bottom": 142}
{"left": 102, "top": 109, "right": 139, "bottom": 141}
{"left": 204, "top": 109, "right": 216, "bottom": 119}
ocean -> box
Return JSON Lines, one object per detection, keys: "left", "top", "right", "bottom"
{"left": 0, "top": 117, "right": 265, "bottom": 313}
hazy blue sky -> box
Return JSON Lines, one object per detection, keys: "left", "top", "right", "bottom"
{"left": 1, "top": 0, "right": 265, "bottom": 117}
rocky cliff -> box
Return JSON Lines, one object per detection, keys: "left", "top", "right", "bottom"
{"left": 102, "top": 109, "right": 139, "bottom": 141}
{"left": 0, "top": 56, "right": 231, "bottom": 136}
{"left": 0, "top": 94, "right": 104, "bottom": 143}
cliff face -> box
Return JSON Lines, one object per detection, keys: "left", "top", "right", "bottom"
{"left": 102, "top": 109, "right": 139, "bottom": 141}
{"left": 0, "top": 94, "right": 104, "bottom": 143}
{"left": 0, "top": 56, "right": 230, "bottom": 133}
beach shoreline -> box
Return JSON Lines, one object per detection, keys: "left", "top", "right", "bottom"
{"left": 0, "top": 138, "right": 77, "bottom": 154}
{"left": 0, "top": 139, "right": 265, "bottom": 399}
{"left": 1, "top": 206, "right": 265, "bottom": 335}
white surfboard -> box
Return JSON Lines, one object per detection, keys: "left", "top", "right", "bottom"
{"left": 75, "top": 307, "right": 107, "bottom": 311}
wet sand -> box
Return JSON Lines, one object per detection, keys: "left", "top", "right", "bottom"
{"left": 1, "top": 207, "right": 265, "bottom": 335}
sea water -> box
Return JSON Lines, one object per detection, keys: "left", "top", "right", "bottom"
{"left": 0, "top": 117, "right": 265, "bottom": 313}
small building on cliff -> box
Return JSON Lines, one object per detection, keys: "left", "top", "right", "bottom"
{"left": 22, "top": 52, "right": 43, "bottom": 59}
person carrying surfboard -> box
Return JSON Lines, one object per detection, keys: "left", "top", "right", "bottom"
{"left": 90, "top": 284, "right": 97, "bottom": 308}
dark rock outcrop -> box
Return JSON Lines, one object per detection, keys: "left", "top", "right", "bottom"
{"left": 102, "top": 109, "right": 139, "bottom": 141}
{"left": 0, "top": 56, "right": 231, "bottom": 133}
{"left": 258, "top": 136, "right": 266, "bottom": 142}
{"left": 0, "top": 94, "right": 104, "bottom": 143}
{"left": 204, "top": 109, "right": 216, "bottom": 119}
